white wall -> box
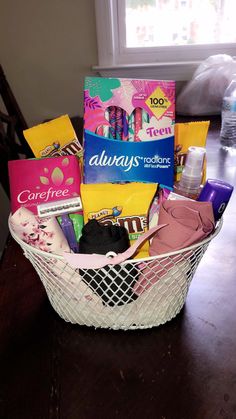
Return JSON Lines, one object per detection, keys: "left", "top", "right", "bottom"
{"left": 0, "top": 0, "right": 98, "bottom": 254}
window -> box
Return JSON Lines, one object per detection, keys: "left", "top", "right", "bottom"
{"left": 125, "top": 0, "right": 236, "bottom": 48}
{"left": 94, "top": 0, "right": 236, "bottom": 80}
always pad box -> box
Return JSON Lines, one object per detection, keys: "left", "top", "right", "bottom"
{"left": 84, "top": 130, "right": 174, "bottom": 185}
{"left": 83, "top": 76, "right": 175, "bottom": 187}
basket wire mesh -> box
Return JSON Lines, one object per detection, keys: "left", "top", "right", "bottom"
{"left": 9, "top": 219, "right": 222, "bottom": 330}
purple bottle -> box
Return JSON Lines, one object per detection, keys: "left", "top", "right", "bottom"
{"left": 198, "top": 179, "right": 234, "bottom": 221}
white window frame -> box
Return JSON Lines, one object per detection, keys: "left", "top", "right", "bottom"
{"left": 93, "top": 0, "right": 236, "bottom": 80}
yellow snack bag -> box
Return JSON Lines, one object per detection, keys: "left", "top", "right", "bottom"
{"left": 23, "top": 114, "right": 83, "bottom": 158}
{"left": 174, "top": 121, "right": 210, "bottom": 183}
{"left": 81, "top": 182, "right": 157, "bottom": 259}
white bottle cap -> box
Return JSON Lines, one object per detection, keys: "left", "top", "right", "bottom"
{"left": 179, "top": 146, "right": 206, "bottom": 194}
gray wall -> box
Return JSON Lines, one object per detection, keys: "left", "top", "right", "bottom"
{"left": 0, "top": 0, "right": 98, "bottom": 125}
{"left": 0, "top": 0, "right": 98, "bottom": 254}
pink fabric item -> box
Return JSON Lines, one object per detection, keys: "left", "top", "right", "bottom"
{"left": 149, "top": 200, "right": 215, "bottom": 256}
{"left": 10, "top": 207, "right": 70, "bottom": 254}
{"left": 133, "top": 200, "right": 215, "bottom": 295}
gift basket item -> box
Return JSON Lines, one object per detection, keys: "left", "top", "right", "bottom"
{"left": 9, "top": 218, "right": 222, "bottom": 330}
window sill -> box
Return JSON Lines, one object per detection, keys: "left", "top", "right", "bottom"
{"left": 92, "top": 61, "right": 201, "bottom": 81}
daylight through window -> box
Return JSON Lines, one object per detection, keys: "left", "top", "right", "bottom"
{"left": 125, "top": 0, "right": 236, "bottom": 48}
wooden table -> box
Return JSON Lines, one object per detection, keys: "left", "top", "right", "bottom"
{"left": 1, "top": 117, "right": 236, "bottom": 419}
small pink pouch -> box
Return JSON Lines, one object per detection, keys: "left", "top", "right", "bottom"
{"left": 10, "top": 207, "right": 70, "bottom": 254}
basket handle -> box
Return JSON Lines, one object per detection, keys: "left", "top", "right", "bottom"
{"left": 63, "top": 224, "right": 167, "bottom": 269}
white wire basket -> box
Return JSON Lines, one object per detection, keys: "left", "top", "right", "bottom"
{"left": 9, "top": 219, "right": 222, "bottom": 330}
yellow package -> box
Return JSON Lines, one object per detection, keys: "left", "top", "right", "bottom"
{"left": 81, "top": 182, "right": 157, "bottom": 259}
{"left": 174, "top": 121, "right": 210, "bottom": 183}
{"left": 23, "top": 114, "right": 83, "bottom": 158}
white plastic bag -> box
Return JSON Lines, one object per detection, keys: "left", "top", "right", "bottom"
{"left": 176, "top": 54, "right": 236, "bottom": 116}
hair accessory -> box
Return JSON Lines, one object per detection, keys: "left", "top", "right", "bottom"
{"left": 64, "top": 224, "right": 166, "bottom": 269}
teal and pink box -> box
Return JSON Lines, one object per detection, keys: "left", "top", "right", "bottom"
{"left": 83, "top": 76, "right": 176, "bottom": 187}
{"left": 8, "top": 155, "right": 82, "bottom": 214}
